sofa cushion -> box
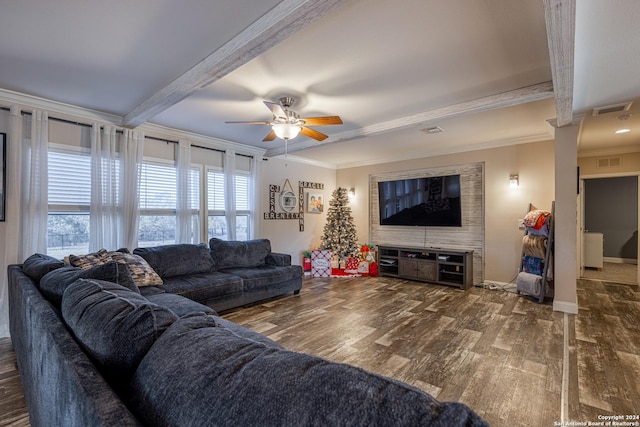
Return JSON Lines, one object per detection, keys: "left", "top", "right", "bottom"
{"left": 22, "top": 253, "right": 65, "bottom": 283}
{"left": 265, "top": 252, "right": 292, "bottom": 267}
{"left": 209, "top": 238, "right": 271, "bottom": 269}
{"left": 145, "top": 293, "right": 216, "bottom": 317}
{"left": 40, "top": 261, "right": 139, "bottom": 308}
{"left": 159, "top": 272, "right": 243, "bottom": 303}
{"left": 133, "top": 244, "right": 214, "bottom": 278}
{"left": 61, "top": 279, "right": 177, "bottom": 390}
{"left": 220, "top": 265, "right": 302, "bottom": 292}
{"left": 129, "top": 315, "right": 487, "bottom": 427}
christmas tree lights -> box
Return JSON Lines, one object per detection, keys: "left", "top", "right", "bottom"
{"left": 319, "top": 187, "right": 359, "bottom": 260}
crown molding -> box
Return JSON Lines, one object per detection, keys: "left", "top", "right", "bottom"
{"left": 333, "top": 132, "right": 554, "bottom": 170}
{"left": 0, "top": 87, "right": 122, "bottom": 124}
{"left": 269, "top": 153, "right": 338, "bottom": 169}
{"left": 578, "top": 145, "right": 640, "bottom": 158}
{"left": 140, "top": 122, "right": 266, "bottom": 157}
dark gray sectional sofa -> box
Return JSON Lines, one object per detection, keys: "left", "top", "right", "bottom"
{"left": 8, "top": 238, "right": 488, "bottom": 427}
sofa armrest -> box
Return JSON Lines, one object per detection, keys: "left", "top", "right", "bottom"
{"left": 265, "top": 252, "right": 291, "bottom": 266}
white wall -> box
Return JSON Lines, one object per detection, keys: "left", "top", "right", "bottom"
{"left": 337, "top": 140, "right": 555, "bottom": 284}
{"left": 259, "top": 157, "right": 337, "bottom": 266}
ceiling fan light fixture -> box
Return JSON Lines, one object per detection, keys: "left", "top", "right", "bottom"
{"left": 272, "top": 123, "right": 301, "bottom": 140}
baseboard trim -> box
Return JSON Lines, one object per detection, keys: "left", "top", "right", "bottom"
{"left": 553, "top": 300, "right": 578, "bottom": 314}
{"left": 603, "top": 257, "right": 637, "bottom": 265}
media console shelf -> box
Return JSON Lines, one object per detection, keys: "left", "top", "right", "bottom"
{"left": 378, "top": 245, "right": 473, "bottom": 290}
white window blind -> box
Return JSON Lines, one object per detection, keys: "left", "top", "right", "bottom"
{"left": 207, "top": 170, "right": 249, "bottom": 211}
{"left": 207, "top": 170, "right": 225, "bottom": 211}
{"left": 48, "top": 150, "right": 91, "bottom": 208}
{"left": 139, "top": 162, "right": 199, "bottom": 211}
{"left": 235, "top": 174, "right": 250, "bottom": 211}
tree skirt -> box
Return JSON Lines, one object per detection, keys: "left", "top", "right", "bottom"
{"left": 330, "top": 268, "right": 361, "bottom": 278}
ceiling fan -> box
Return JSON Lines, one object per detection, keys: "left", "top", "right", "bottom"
{"left": 225, "top": 97, "right": 343, "bottom": 142}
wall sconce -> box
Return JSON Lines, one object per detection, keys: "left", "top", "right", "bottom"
{"left": 348, "top": 187, "right": 356, "bottom": 198}
{"left": 509, "top": 175, "right": 519, "bottom": 189}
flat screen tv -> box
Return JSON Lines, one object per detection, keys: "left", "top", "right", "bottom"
{"left": 377, "top": 175, "right": 461, "bottom": 227}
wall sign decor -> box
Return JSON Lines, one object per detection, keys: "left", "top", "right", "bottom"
{"left": 264, "top": 180, "right": 302, "bottom": 221}
{"left": 264, "top": 184, "right": 300, "bottom": 219}
{"left": 298, "top": 181, "right": 324, "bottom": 232}
{"left": 0, "top": 133, "right": 5, "bottom": 222}
{"left": 279, "top": 179, "right": 297, "bottom": 212}
{"left": 262, "top": 180, "right": 324, "bottom": 231}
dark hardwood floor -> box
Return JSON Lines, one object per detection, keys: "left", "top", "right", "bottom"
{"left": 1, "top": 276, "right": 638, "bottom": 426}
{"left": 0, "top": 339, "right": 29, "bottom": 426}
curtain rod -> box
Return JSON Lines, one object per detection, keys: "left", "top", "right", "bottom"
{"left": 1, "top": 106, "right": 254, "bottom": 158}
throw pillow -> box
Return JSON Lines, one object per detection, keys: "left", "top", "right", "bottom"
{"left": 40, "top": 261, "right": 139, "bottom": 308}
{"left": 61, "top": 278, "right": 177, "bottom": 391}
{"left": 22, "top": 253, "right": 65, "bottom": 283}
{"left": 69, "top": 249, "right": 109, "bottom": 269}
{"left": 109, "top": 252, "right": 163, "bottom": 287}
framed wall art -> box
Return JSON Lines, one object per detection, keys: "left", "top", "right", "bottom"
{"left": 279, "top": 189, "right": 297, "bottom": 212}
{"left": 0, "top": 133, "right": 5, "bottom": 222}
{"left": 306, "top": 192, "right": 323, "bottom": 213}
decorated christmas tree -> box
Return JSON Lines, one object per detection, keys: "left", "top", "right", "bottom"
{"left": 320, "top": 187, "right": 359, "bottom": 260}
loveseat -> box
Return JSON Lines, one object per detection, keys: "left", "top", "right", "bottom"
{"left": 8, "top": 242, "right": 488, "bottom": 426}
{"left": 132, "top": 238, "right": 303, "bottom": 312}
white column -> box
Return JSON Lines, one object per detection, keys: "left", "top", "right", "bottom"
{"left": 552, "top": 121, "right": 579, "bottom": 314}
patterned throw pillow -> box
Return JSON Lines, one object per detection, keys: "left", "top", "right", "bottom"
{"left": 69, "top": 249, "right": 109, "bottom": 269}
{"left": 109, "top": 252, "right": 163, "bottom": 287}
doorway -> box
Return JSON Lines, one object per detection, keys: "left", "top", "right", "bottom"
{"left": 580, "top": 174, "right": 639, "bottom": 284}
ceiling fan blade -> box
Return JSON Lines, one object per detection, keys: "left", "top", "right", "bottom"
{"left": 225, "top": 121, "right": 270, "bottom": 124}
{"left": 302, "top": 116, "right": 343, "bottom": 126}
{"left": 263, "top": 101, "right": 286, "bottom": 119}
{"left": 300, "top": 126, "right": 328, "bottom": 141}
{"left": 263, "top": 130, "right": 277, "bottom": 141}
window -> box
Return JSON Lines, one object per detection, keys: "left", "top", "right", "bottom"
{"left": 47, "top": 149, "right": 92, "bottom": 258}
{"left": 138, "top": 161, "right": 200, "bottom": 247}
{"left": 47, "top": 139, "right": 253, "bottom": 256}
{"left": 207, "top": 169, "right": 250, "bottom": 240}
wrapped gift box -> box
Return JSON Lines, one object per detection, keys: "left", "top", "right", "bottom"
{"left": 344, "top": 256, "right": 360, "bottom": 274}
{"left": 303, "top": 257, "right": 312, "bottom": 272}
{"left": 311, "top": 250, "right": 332, "bottom": 277}
{"left": 358, "top": 249, "right": 378, "bottom": 276}
{"left": 357, "top": 261, "right": 370, "bottom": 274}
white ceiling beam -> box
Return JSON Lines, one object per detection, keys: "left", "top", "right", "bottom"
{"left": 122, "top": 0, "right": 348, "bottom": 128}
{"left": 266, "top": 81, "right": 555, "bottom": 157}
{"left": 543, "top": 0, "right": 576, "bottom": 127}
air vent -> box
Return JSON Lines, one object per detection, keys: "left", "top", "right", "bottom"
{"left": 597, "top": 156, "right": 622, "bottom": 168}
{"left": 592, "top": 102, "right": 632, "bottom": 116}
{"left": 422, "top": 126, "right": 444, "bottom": 134}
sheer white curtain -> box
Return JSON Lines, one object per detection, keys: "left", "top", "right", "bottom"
{"left": 119, "top": 129, "right": 144, "bottom": 250}
{"left": 249, "top": 156, "right": 262, "bottom": 239}
{"left": 0, "top": 106, "right": 26, "bottom": 337}
{"left": 89, "top": 125, "right": 118, "bottom": 251}
{"left": 224, "top": 150, "right": 237, "bottom": 240}
{"left": 20, "top": 110, "right": 49, "bottom": 260}
{"left": 176, "top": 139, "right": 197, "bottom": 243}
